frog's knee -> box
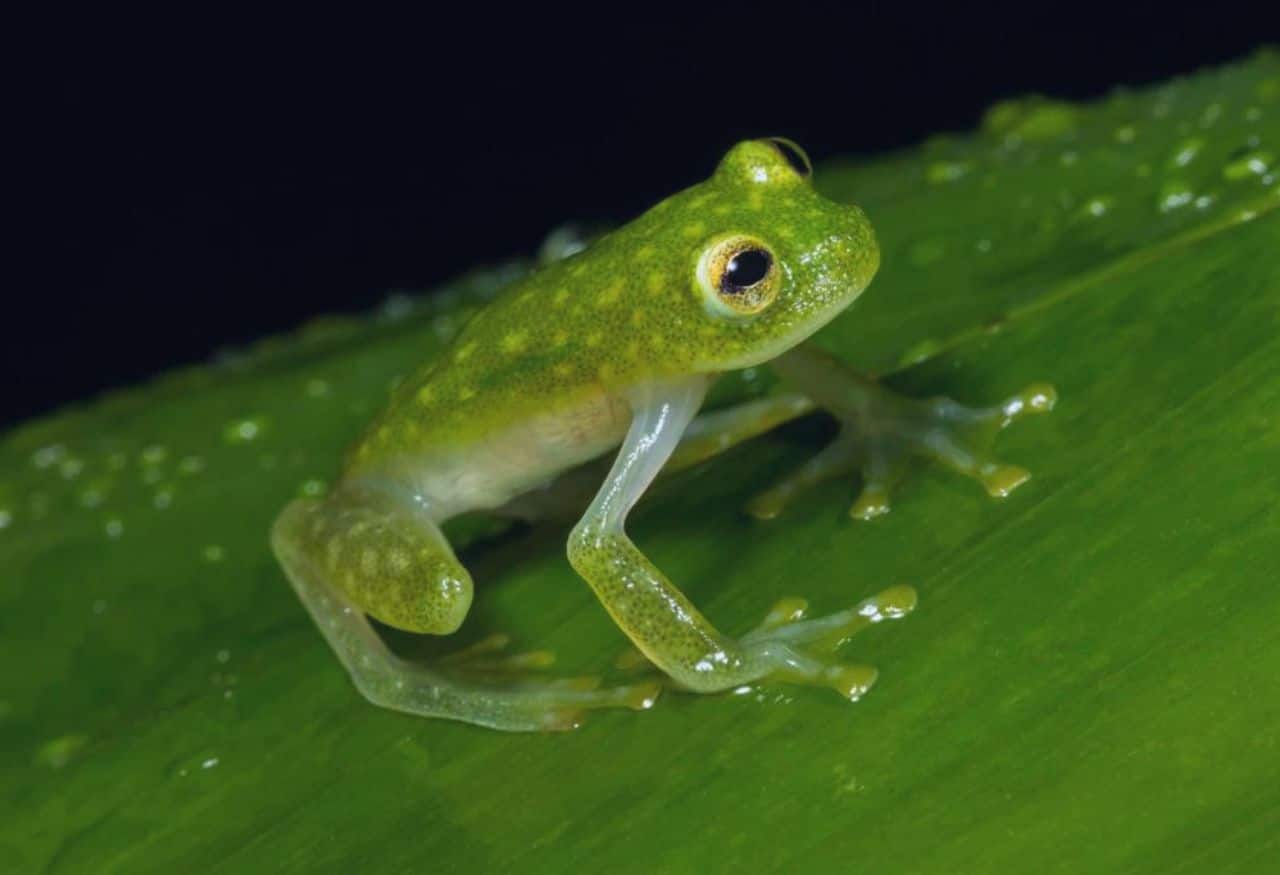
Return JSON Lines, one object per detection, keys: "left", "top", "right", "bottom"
{"left": 273, "top": 495, "right": 473, "bottom": 636}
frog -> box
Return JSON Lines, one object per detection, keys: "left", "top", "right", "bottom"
{"left": 271, "top": 138, "right": 1056, "bottom": 732}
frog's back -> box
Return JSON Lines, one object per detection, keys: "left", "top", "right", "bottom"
{"left": 341, "top": 238, "right": 676, "bottom": 516}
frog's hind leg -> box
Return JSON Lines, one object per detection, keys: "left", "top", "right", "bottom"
{"left": 755, "top": 343, "right": 1056, "bottom": 520}
{"left": 271, "top": 486, "right": 659, "bottom": 731}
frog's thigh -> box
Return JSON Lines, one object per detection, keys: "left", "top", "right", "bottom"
{"left": 274, "top": 485, "right": 472, "bottom": 635}
{"left": 273, "top": 487, "right": 657, "bottom": 731}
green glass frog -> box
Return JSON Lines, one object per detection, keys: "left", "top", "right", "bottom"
{"left": 272, "top": 139, "right": 1055, "bottom": 731}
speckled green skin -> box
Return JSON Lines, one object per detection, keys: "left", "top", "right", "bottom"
{"left": 271, "top": 138, "right": 1045, "bottom": 730}
{"left": 346, "top": 140, "right": 877, "bottom": 473}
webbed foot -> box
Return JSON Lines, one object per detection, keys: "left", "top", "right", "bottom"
{"left": 747, "top": 380, "right": 1056, "bottom": 521}
{"left": 736, "top": 585, "right": 918, "bottom": 700}
{"left": 616, "top": 585, "right": 917, "bottom": 703}
{"left": 429, "top": 633, "right": 661, "bottom": 731}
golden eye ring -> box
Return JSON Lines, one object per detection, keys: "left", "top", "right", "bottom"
{"left": 695, "top": 234, "right": 781, "bottom": 318}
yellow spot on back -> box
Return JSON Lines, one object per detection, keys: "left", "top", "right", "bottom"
{"left": 597, "top": 363, "right": 616, "bottom": 382}
{"left": 552, "top": 329, "right": 570, "bottom": 347}
{"left": 501, "top": 331, "right": 528, "bottom": 354}
{"left": 712, "top": 204, "right": 732, "bottom": 216}
{"left": 458, "top": 386, "right": 476, "bottom": 401}
{"left": 646, "top": 272, "right": 665, "bottom": 295}
{"left": 681, "top": 222, "right": 707, "bottom": 239}
{"left": 625, "top": 340, "right": 641, "bottom": 358}
{"left": 596, "top": 280, "right": 624, "bottom": 308}
{"left": 636, "top": 244, "right": 656, "bottom": 261}
{"left": 454, "top": 342, "right": 477, "bottom": 363}
{"left": 552, "top": 288, "right": 570, "bottom": 307}
{"left": 630, "top": 308, "right": 645, "bottom": 327}
{"left": 553, "top": 363, "right": 572, "bottom": 378}
{"left": 585, "top": 331, "right": 603, "bottom": 348}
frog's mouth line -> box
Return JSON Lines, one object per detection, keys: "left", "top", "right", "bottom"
{"left": 709, "top": 283, "right": 869, "bottom": 374}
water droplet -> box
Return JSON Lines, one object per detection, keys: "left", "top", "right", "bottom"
{"left": 300, "top": 478, "right": 327, "bottom": 497}
{"left": 975, "top": 238, "right": 993, "bottom": 254}
{"left": 1168, "top": 138, "right": 1205, "bottom": 169}
{"left": 223, "top": 416, "right": 268, "bottom": 444}
{"left": 982, "top": 98, "right": 1078, "bottom": 142}
{"left": 216, "top": 649, "right": 231, "bottom": 664}
{"left": 432, "top": 312, "right": 466, "bottom": 339}
{"left": 0, "top": 508, "right": 12, "bottom": 530}
{"left": 1223, "top": 150, "right": 1272, "bottom": 181}
{"left": 35, "top": 734, "right": 87, "bottom": 769}
{"left": 106, "top": 452, "right": 128, "bottom": 472}
{"left": 31, "top": 444, "right": 66, "bottom": 470}
{"left": 201, "top": 756, "right": 220, "bottom": 770}
{"left": 1158, "top": 180, "right": 1195, "bottom": 212}
{"left": 1199, "top": 102, "right": 1222, "bottom": 128}
{"left": 380, "top": 293, "right": 414, "bottom": 321}
{"left": 77, "top": 484, "right": 107, "bottom": 508}
{"left": 152, "top": 488, "right": 174, "bottom": 510}
{"left": 1058, "top": 150, "right": 1079, "bottom": 167}
{"left": 1077, "top": 196, "right": 1115, "bottom": 219}
{"left": 104, "top": 517, "right": 124, "bottom": 539}
{"left": 178, "top": 455, "right": 206, "bottom": 476}
{"left": 1114, "top": 125, "right": 1137, "bottom": 144}
{"left": 305, "top": 378, "right": 331, "bottom": 398}
{"left": 1244, "top": 106, "right": 1262, "bottom": 123}
{"left": 140, "top": 445, "right": 169, "bottom": 466}
{"left": 202, "top": 544, "right": 226, "bottom": 563}
{"left": 926, "top": 160, "right": 971, "bottom": 184}
{"left": 91, "top": 599, "right": 107, "bottom": 615}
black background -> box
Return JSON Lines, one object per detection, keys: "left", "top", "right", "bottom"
{"left": 10, "top": 8, "right": 1276, "bottom": 427}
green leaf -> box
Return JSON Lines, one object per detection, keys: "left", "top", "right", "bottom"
{"left": 3, "top": 53, "right": 1278, "bottom": 873}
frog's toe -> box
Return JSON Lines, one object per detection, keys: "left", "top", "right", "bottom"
{"left": 526, "top": 678, "right": 664, "bottom": 731}
{"left": 436, "top": 633, "right": 555, "bottom": 674}
{"left": 735, "top": 585, "right": 916, "bottom": 701}
{"left": 909, "top": 381, "right": 1056, "bottom": 503}
{"left": 745, "top": 585, "right": 917, "bottom": 653}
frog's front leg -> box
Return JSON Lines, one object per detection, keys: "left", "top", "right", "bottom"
{"left": 752, "top": 343, "right": 1057, "bottom": 520}
{"left": 568, "top": 379, "right": 915, "bottom": 701}
{"left": 272, "top": 484, "right": 658, "bottom": 731}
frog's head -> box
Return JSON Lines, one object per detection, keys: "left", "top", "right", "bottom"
{"left": 668, "top": 138, "right": 879, "bottom": 372}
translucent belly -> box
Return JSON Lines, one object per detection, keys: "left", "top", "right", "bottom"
{"left": 356, "top": 390, "right": 632, "bottom": 522}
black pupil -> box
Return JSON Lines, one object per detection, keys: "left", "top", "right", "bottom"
{"left": 722, "top": 249, "right": 772, "bottom": 291}
{"left": 768, "top": 138, "right": 811, "bottom": 176}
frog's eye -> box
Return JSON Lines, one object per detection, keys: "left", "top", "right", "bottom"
{"left": 696, "top": 235, "right": 781, "bottom": 317}
{"left": 767, "top": 137, "right": 812, "bottom": 178}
